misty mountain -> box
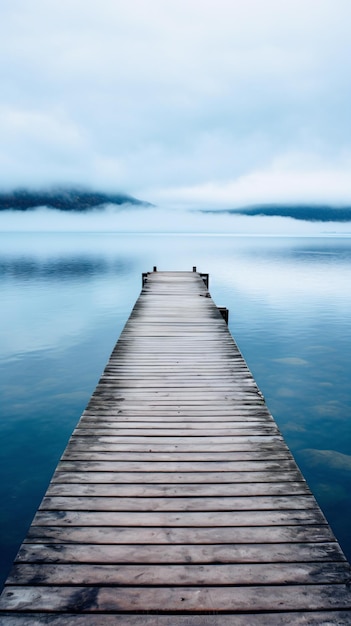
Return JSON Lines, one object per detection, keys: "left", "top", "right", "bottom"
{"left": 0, "top": 188, "right": 152, "bottom": 212}
{"left": 200, "top": 205, "right": 351, "bottom": 222}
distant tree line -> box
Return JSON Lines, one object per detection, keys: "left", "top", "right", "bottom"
{"left": 0, "top": 188, "right": 151, "bottom": 211}
{"left": 202, "top": 205, "right": 351, "bottom": 222}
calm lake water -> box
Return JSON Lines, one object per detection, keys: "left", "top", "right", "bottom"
{"left": 1, "top": 231, "right": 351, "bottom": 588}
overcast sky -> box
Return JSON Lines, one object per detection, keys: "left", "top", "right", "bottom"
{"left": 1, "top": 0, "right": 351, "bottom": 208}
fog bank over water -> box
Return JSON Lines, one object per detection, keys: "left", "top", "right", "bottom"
{"left": 1, "top": 205, "right": 351, "bottom": 236}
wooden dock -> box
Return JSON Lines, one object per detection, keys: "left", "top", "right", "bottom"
{"left": 1, "top": 269, "right": 351, "bottom": 624}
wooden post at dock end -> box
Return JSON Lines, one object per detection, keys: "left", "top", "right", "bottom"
{"left": 218, "top": 306, "right": 229, "bottom": 324}
{"left": 200, "top": 272, "right": 209, "bottom": 289}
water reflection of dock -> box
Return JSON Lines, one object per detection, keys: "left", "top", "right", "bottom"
{"left": 1, "top": 269, "right": 351, "bottom": 622}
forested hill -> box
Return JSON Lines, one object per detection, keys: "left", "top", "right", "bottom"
{"left": 0, "top": 189, "right": 152, "bottom": 212}
{"left": 201, "top": 205, "right": 351, "bottom": 222}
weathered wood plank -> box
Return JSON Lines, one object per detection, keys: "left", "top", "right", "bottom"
{"left": 61, "top": 450, "right": 293, "bottom": 462}
{"left": 2, "top": 584, "right": 351, "bottom": 613}
{"left": 67, "top": 441, "right": 286, "bottom": 452}
{"left": 71, "top": 427, "right": 281, "bottom": 437}
{"left": 80, "top": 410, "right": 274, "bottom": 418}
{"left": 88, "top": 392, "right": 264, "bottom": 400}
{"left": 45, "top": 482, "right": 310, "bottom": 498}
{"left": 98, "top": 380, "right": 260, "bottom": 386}
{"left": 39, "top": 495, "right": 316, "bottom": 512}
{"left": 18, "top": 541, "right": 345, "bottom": 563}
{"left": 8, "top": 562, "right": 351, "bottom": 586}
{"left": 24, "top": 526, "right": 338, "bottom": 546}
{"left": 69, "top": 435, "right": 284, "bottom": 445}
{"left": 79, "top": 415, "right": 274, "bottom": 422}
{"left": 86, "top": 401, "right": 268, "bottom": 408}
{"left": 31, "top": 509, "right": 327, "bottom": 527}
{"left": 76, "top": 420, "right": 275, "bottom": 429}
{"left": 51, "top": 470, "right": 303, "bottom": 483}
{"left": 1, "top": 612, "right": 351, "bottom": 625}
{"left": 56, "top": 459, "right": 296, "bottom": 472}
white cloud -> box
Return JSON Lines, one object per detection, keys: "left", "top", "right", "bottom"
{"left": 152, "top": 159, "right": 351, "bottom": 208}
{"left": 300, "top": 449, "right": 351, "bottom": 472}
{"left": 1, "top": 0, "right": 351, "bottom": 204}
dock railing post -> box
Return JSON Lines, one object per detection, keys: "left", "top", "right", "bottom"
{"left": 200, "top": 273, "right": 209, "bottom": 289}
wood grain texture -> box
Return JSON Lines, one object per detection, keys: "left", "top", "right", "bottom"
{"left": 24, "top": 526, "right": 338, "bottom": 545}
{"left": 2, "top": 584, "right": 351, "bottom": 613}
{"left": 1, "top": 613, "right": 350, "bottom": 625}
{"left": 17, "top": 541, "right": 346, "bottom": 564}
{"left": 1, "top": 269, "right": 350, "bottom": 621}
